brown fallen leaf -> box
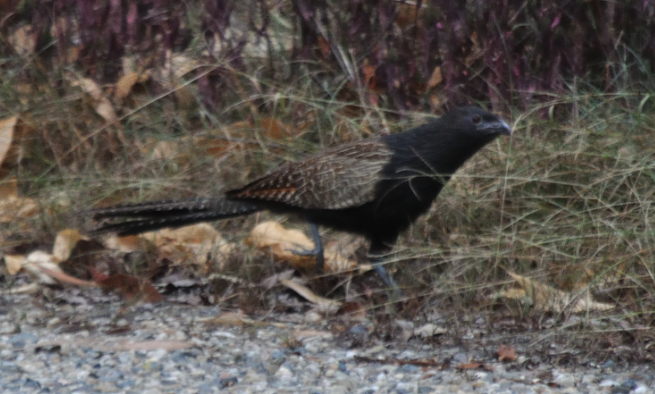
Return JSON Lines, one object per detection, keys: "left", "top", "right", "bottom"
{"left": 103, "top": 234, "right": 153, "bottom": 253}
{"left": 247, "top": 221, "right": 360, "bottom": 273}
{"left": 31, "top": 263, "right": 97, "bottom": 287}
{"left": 141, "top": 223, "right": 236, "bottom": 270}
{"left": 427, "top": 66, "right": 443, "bottom": 88}
{"left": 498, "top": 345, "right": 517, "bottom": 362}
{"left": 4, "top": 254, "right": 24, "bottom": 275}
{"left": 12, "top": 250, "right": 97, "bottom": 287}
{"left": 89, "top": 265, "right": 162, "bottom": 303}
{"left": 292, "top": 330, "right": 333, "bottom": 341}
{"left": 0, "top": 195, "right": 39, "bottom": 222}
{"left": 20, "top": 251, "right": 62, "bottom": 284}
{"left": 258, "top": 118, "right": 296, "bottom": 140}
{"left": 8, "top": 25, "right": 36, "bottom": 57}
{"left": 207, "top": 312, "right": 253, "bottom": 327}
{"left": 113, "top": 71, "right": 150, "bottom": 103}
{"left": 204, "top": 312, "right": 287, "bottom": 328}
{"left": 247, "top": 221, "right": 315, "bottom": 269}
{"left": 456, "top": 362, "right": 493, "bottom": 371}
{"left": 0, "top": 116, "right": 18, "bottom": 166}
{"left": 323, "top": 239, "right": 360, "bottom": 273}
{"left": 0, "top": 177, "right": 18, "bottom": 199}
{"left": 0, "top": 283, "right": 40, "bottom": 295}
{"left": 337, "top": 301, "right": 367, "bottom": 318}
{"left": 497, "top": 271, "right": 615, "bottom": 313}
{"left": 354, "top": 356, "right": 444, "bottom": 368}
{"left": 52, "top": 229, "right": 85, "bottom": 262}
{"left": 95, "top": 340, "right": 192, "bottom": 351}
{"left": 279, "top": 278, "right": 342, "bottom": 313}
{"left": 70, "top": 77, "right": 118, "bottom": 124}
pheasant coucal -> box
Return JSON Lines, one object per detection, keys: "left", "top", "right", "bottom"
{"left": 90, "top": 106, "right": 511, "bottom": 289}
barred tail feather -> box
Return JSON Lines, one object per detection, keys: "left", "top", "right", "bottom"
{"left": 90, "top": 198, "right": 262, "bottom": 235}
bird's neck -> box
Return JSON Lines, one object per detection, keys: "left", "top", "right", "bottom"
{"left": 385, "top": 127, "right": 492, "bottom": 177}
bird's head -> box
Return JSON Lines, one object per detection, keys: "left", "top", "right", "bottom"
{"left": 444, "top": 106, "right": 512, "bottom": 140}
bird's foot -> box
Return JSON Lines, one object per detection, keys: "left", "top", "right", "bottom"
{"left": 374, "top": 264, "right": 403, "bottom": 298}
{"left": 291, "top": 245, "right": 326, "bottom": 273}
{"left": 291, "top": 222, "right": 325, "bottom": 273}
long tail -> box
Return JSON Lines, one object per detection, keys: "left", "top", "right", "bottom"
{"left": 89, "top": 198, "right": 262, "bottom": 236}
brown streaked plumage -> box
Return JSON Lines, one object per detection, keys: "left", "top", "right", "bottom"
{"left": 89, "top": 106, "right": 511, "bottom": 289}
{"left": 228, "top": 142, "right": 393, "bottom": 209}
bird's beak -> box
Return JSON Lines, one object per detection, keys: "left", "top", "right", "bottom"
{"left": 479, "top": 118, "right": 512, "bottom": 135}
{"left": 498, "top": 119, "right": 512, "bottom": 135}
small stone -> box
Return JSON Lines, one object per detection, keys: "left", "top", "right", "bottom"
{"left": 600, "top": 379, "right": 619, "bottom": 387}
{"left": 473, "top": 371, "right": 488, "bottom": 381}
{"left": 633, "top": 385, "right": 648, "bottom": 394}
{"left": 451, "top": 353, "right": 469, "bottom": 364}
{"left": 46, "top": 317, "right": 62, "bottom": 328}
{"left": 581, "top": 374, "right": 596, "bottom": 385}
{"left": 305, "top": 312, "right": 323, "bottom": 323}
{"left": 553, "top": 372, "right": 576, "bottom": 388}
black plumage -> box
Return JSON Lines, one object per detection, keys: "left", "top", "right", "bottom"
{"left": 90, "top": 106, "right": 511, "bottom": 287}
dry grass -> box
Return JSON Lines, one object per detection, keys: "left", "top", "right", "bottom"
{"left": 1, "top": 54, "right": 655, "bottom": 340}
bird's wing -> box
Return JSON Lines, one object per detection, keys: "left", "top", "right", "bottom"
{"left": 228, "top": 139, "right": 393, "bottom": 209}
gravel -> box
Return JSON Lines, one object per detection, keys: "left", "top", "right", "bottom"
{"left": 1, "top": 290, "right": 653, "bottom": 394}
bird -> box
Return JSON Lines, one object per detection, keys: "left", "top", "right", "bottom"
{"left": 89, "top": 106, "right": 511, "bottom": 289}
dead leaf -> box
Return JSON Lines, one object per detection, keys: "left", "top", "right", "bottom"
{"left": 497, "top": 271, "right": 615, "bottom": 313}
{"left": 103, "top": 234, "right": 153, "bottom": 253}
{"left": 259, "top": 118, "right": 295, "bottom": 140}
{"left": 71, "top": 77, "right": 118, "bottom": 123}
{"left": 86, "top": 264, "right": 161, "bottom": 302}
{"left": 362, "top": 63, "right": 378, "bottom": 91}
{"left": 141, "top": 223, "right": 235, "bottom": 270}
{"left": 4, "top": 254, "right": 24, "bottom": 275}
{"left": 113, "top": 71, "right": 149, "bottom": 102}
{"left": 323, "top": 239, "right": 360, "bottom": 273}
{"left": 292, "top": 330, "right": 333, "bottom": 341}
{"left": 0, "top": 177, "right": 18, "bottom": 199}
{"left": 0, "top": 116, "right": 18, "bottom": 166}
{"left": 97, "top": 340, "right": 192, "bottom": 351}
{"left": 8, "top": 25, "right": 36, "bottom": 57}
{"left": 317, "top": 35, "right": 331, "bottom": 58}
{"left": 279, "top": 278, "right": 342, "bottom": 313}
{"left": 414, "top": 323, "right": 447, "bottom": 338}
{"left": 148, "top": 136, "right": 251, "bottom": 164}
{"left": 498, "top": 345, "right": 517, "bottom": 362}
{"left": 465, "top": 32, "right": 483, "bottom": 67}
{"left": 354, "top": 355, "right": 443, "bottom": 368}
{"left": 53, "top": 229, "right": 85, "bottom": 262}
{"left": 21, "top": 251, "right": 62, "bottom": 284}
{"left": 247, "top": 221, "right": 316, "bottom": 269}
{"left": 0, "top": 195, "right": 39, "bottom": 222}
{"left": 204, "top": 312, "right": 287, "bottom": 328}
{"left": 456, "top": 362, "right": 493, "bottom": 371}
{"left": 247, "top": 221, "right": 361, "bottom": 274}
{"left": 427, "top": 66, "right": 443, "bottom": 88}
{"left": 0, "top": 283, "right": 40, "bottom": 295}
{"left": 207, "top": 312, "right": 253, "bottom": 326}
{"left": 32, "top": 264, "right": 97, "bottom": 287}
{"left": 168, "top": 54, "right": 198, "bottom": 79}
{"left": 94, "top": 99, "right": 118, "bottom": 123}
{"left": 95, "top": 273, "right": 163, "bottom": 303}
{"left": 395, "top": 2, "right": 424, "bottom": 29}
{"left": 337, "top": 301, "right": 367, "bottom": 318}
{"left": 259, "top": 269, "right": 295, "bottom": 289}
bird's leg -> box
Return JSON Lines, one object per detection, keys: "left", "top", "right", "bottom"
{"left": 373, "top": 261, "right": 399, "bottom": 290}
{"left": 369, "top": 241, "right": 401, "bottom": 294}
{"left": 290, "top": 222, "right": 325, "bottom": 273}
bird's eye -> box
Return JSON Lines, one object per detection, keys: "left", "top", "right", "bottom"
{"left": 471, "top": 115, "right": 482, "bottom": 125}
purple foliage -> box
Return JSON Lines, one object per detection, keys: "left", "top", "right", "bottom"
{"left": 1, "top": 0, "right": 653, "bottom": 112}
